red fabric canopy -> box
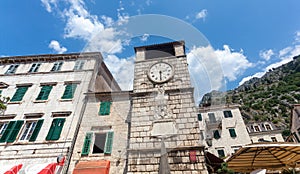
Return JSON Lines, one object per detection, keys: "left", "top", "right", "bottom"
{"left": 37, "top": 163, "right": 57, "bottom": 174}
{"left": 4, "top": 164, "right": 23, "bottom": 174}
{"left": 73, "top": 160, "right": 110, "bottom": 174}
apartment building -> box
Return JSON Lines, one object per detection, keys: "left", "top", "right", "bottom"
{"left": 0, "top": 52, "right": 119, "bottom": 173}
{"left": 246, "top": 121, "right": 284, "bottom": 143}
{"left": 198, "top": 105, "right": 251, "bottom": 158}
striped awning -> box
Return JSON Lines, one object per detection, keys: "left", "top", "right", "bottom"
{"left": 0, "top": 164, "right": 23, "bottom": 174}
{"left": 227, "top": 143, "right": 300, "bottom": 172}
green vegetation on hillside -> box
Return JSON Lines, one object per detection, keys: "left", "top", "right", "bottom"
{"left": 200, "top": 55, "right": 300, "bottom": 131}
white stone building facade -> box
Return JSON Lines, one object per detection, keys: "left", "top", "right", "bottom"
{"left": 198, "top": 105, "right": 252, "bottom": 158}
{"left": 246, "top": 121, "right": 284, "bottom": 143}
{"left": 0, "top": 52, "right": 119, "bottom": 173}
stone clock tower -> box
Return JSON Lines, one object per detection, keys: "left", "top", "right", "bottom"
{"left": 127, "top": 41, "right": 208, "bottom": 173}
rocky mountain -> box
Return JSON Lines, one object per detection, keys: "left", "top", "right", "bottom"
{"left": 200, "top": 55, "right": 300, "bottom": 132}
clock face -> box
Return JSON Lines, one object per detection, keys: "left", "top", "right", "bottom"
{"left": 148, "top": 62, "right": 174, "bottom": 83}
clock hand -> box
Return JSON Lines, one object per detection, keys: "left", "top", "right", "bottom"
{"left": 159, "top": 71, "right": 162, "bottom": 80}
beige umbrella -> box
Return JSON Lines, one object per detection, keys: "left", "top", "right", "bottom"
{"left": 226, "top": 143, "right": 300, "bottom": 172}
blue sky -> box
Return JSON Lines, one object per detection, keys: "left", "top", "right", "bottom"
{"left": 1, "top": 0, "right": 300, "bottom": 102}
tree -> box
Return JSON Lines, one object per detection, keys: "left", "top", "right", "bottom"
{"left": 0, "top": 94, "right": 10, "bottom": 114}
{"left": 217, "top": 163, "right": 234, "bottom": 174}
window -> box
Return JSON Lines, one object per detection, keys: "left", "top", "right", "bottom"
{"left": 217, "top": 149, "right": 225, "bottom": 158}
{"left": 197, "top": 113, "right": 202, "bottom": 121}
{"left": 99, "top": 102, "right": 111, "bottom": 115}
{"left": 46, "top": 118, "right": 65, "bottom": 140}
{"left": 265, "top": 124, "right": 272, "bottom": 130}
{"left": 208, "top": 113, "right": 216, "bottom": 123}
{"left": 51, "top": 62, "right": 63, "bottom": 72}
{"left": 29, "top": 63, "right": 41, "bottom": 73}
{"left": 81, "top": 131, "right": 114, "bottom": 156}
{"left": 254, "top": 126, "right": 260, "bottom": 132}
{"left": 0, "top": 123, "right": 8, "bottom": 139}
{"left": 229, "top": 128, "right": 237, "bottom": 138}
{"left": 213, "top": 130, "right": 221, "bottom": 139}
{"left": 74, "top": 60, "right": 85, "bottom": 70}
{"left": 5, "top": 64, "right": 19, "bottom": 74}
{"left": 0, "top": 120, "right": 24, "bottom": 143}
{"left": 19, "top": 119, "right": 44, "bottom": 142}
{"left": 61, "top": 84, "right": 77, "bottom": 99}
{"left": 10, "top": 86, "right": 29, "bottom": 102}
{"left": 223, "top": 110, "right": 233, "bottom": 118}
{"left": 36, "top": 85, "right": 53, "bottom": 100}
{"left": 271, "top": 137, "right": 277, "bottom": 142}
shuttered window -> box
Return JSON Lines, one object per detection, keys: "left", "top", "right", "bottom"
{"left": 0, "top": 120, "right": 24, "bottom": 143}
{"left": 217, "top": 149, "right": 225, "bottom": 158}
{"left": 82, "top": 133, "right": 92, "bottom": 155}
{"left": 0, "top": 122, "right": 8, "bottom": 139}
{"left": 223, "top": 110, "right": 233, "bottom": 118}
{"left": 99, "top": 102, "right": 111, "bottom": 115}
{"left": 46, "top": 118, "right": 65, "bottom": 140}
{"left": 5, "top": 64, "right": 19, "bottom": 74}
{"left": 10, "top": 86, "right": 29, "bottom": 102}
{"left": 104, "top": 131, "right": 114, "bottom": 154}
{"left": 29, "top": 119, "right": 44, "bottom": 142}
{"left": 36, "top": 85, "right": 53, "bottom": 100}
{"left": 61, "top": 84, "right": 77, "bottom": 99}
{"left": 7, "top": 120, "right": 24, "bottom": 143}
{"left": 83, "top": 131, "right": 114, "bottom": 156}
{"left": 29, "top": 63, "right": 41, "bottom": 73}
{"left": 51, "top": 62, "right": 63, "bottom": 72}
{"left": 213, "top": 130, "right": 221, "bottom": 139}
{"left": 74, "top": 60, "right": 85, "bottom": 70}
{"left": 197, "top": 113, "right": 202, "bottom": 121}
{"left": 229, "top": 128, "right": 237, "bottom": 138}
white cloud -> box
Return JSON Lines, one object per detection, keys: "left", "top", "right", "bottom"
{"left": 259, "top": 49, "right": 274, "bottom": 61}
{"left": 101, "top": 15, "right": 114, "bottom": 27}
{"left": 239, "top": 72, "right": 265, "bottom": 86}
{"left": 48, "top": 40, "right": 67, "bottom": 54}
{"left": 146, "top": 0, "right": 152, "bottom": 6}
{"left": 187, "top": 45, "right": 252, "bottom": 101}
{"left": 140, "top": 34, "right": 149, "bottom": 42}
{"left": 104, "top": 55, "right": 135, "bottom": 90}
{"left": 216, "top": 45, "right": 253, "bottom": 81}
{"left": 195, "top": 9, "right": 208, "bottom": 20}
{"left": 41, "top": 0, "right": 57, "bottom": 12}
{"left": 239, "top": 40, "right": 300, "bottom": 86}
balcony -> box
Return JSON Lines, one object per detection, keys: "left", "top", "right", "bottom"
{"left": 205, "top": 118, "right": 222, "bottom": 129}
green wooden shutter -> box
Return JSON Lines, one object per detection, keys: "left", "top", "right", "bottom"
{"left": 99, "top": 102, "right": 111, "bottom": 115}
{"left": 61, "top": 84, "right": 77, "bottom": 99}
{"left": 46, "top": 118, "right": 65, "bottom": 140}
{"left": 0, "top": 121, "right": 16, "bottom": 143}
{"left": 104, "top": 131, "right": 114, "bottom": 154}
{"left": 197, "top": 114, "right": 202, "bottom": 121}
{"left": 229, "top": 128, "right": 237, "bottom": 137}
{"left": 213, "top": 130, "right": 221, "bottom": 139}
{"left": 29, "top": 119, "right": 44, "bottom": 142}
{"left": 7, "top": 120, "right": 24, "bottom": 143}
{"left": 36, "top": 85, "right": 52, "bottom": 100}
{"left": 82, "top": 133, "right": 92, "bottom": 155}
{"left": 10, "top": 86, "right": 28, "bottom": 102}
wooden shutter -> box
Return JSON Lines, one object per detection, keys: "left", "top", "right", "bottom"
{"left": 10, "top": 86, "right": 28, "bottom": 102}
{"left": 229, "top": 128, "right": 237, "bottom": 137}
{"left": 104, "top": 131, "right": 114, "bottom": 154}
{"left": 99, "top": 102, "right": 111, "bottom": 115}
{"left": 46, "top": 118, "right": 65, "bottom": 140}
{"left": 61, "top": 84, "right": 77, "bottom": 99}
{"left": 0, "top": 121, "right": 16, "bottom": 143}
{"left": 7, "top": 120, "right": 24, "bottom": 143}
{"left": 81, "top": 133, "right": 92, "bottom": 155}
{"left": 29, "top": 119, "right": 44, "bottom": 142}
{"left": 36, "top": 85, "right": 52, "bottom": 100}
